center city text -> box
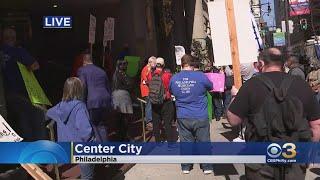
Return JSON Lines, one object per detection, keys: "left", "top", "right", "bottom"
{"left": 74, "top": 144, "right": 143, "bottom": 155}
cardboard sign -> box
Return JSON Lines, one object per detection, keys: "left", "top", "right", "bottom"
{"left": 208, "top": 0, "right": 259, "bottom": 66}
{"left": 206, "top": 73, "right": 225, "bottom": 92}
{"left": 174, "top": 46, "right": 185, "bottom": 66}
{"left": 103, "top": 17, "right": 115, "bottom": 46}
{"left": 17, "top": 62, "right": 52, "bottom": 106}
{"left": 0, "top": 115, "right": 23, "bottom": 142}
{"left": 125, "top": 56, "right": 141, "bottom": 77}
{"left": 88, "top": 14, "right": 96, "bottom": 44}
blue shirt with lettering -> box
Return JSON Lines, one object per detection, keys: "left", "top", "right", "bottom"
{"left": 169, "top": 70, "right": 212, "bottom": 120}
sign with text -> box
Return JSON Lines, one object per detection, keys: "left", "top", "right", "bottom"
{"left": 43, "top": 16, "right": 72, "bottom": 29}
{"left": 175, "top": 46, "right": 185, "bottom": 66}
{"left": 273, "top": 32, "right": 286, "bottom": 47}
{"left": 208, "top": 0, "right": 259, "bottom": 66}
{"left": 290, "top": 0, "right": 310, "bottom": 16}
{"left": 0, "top": 115, "right": 23, "bottom": 142}
{"left": 103, "top": 17, "right": 115, "bottom": 46}
{"left": 89, "top": 14, "right": 96, "bottom": 44}
{"left": 17, "top": 62, "right": 52, "bottom": 106}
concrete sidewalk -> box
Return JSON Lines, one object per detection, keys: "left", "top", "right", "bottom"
{"left": 123, "top": 119, "right": 320, "bottom": 180}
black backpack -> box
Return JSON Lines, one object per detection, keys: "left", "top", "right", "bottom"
{"left": 148, "top": 72, "right": 165, "bottom": 104}
{"left": 245, "top": 75, "right": 312, "bottom": 142}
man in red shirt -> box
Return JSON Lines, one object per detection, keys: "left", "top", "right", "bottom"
{"left": 147, "top": 57, "right": 174, "bottom": 142}
{"left": 140, "top": 56, "right": 156, "bottom": 129}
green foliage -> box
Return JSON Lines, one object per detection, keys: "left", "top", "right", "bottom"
{"left": 191, "top": 39, "right": 210, "bottom": 70}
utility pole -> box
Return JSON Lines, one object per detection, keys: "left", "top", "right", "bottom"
{"left": 284, "top": 0, "right": 291, "bottom": 53}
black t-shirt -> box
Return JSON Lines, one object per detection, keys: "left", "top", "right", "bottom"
{"left": 229, "top": 72, "right": 320, "bottom": 121}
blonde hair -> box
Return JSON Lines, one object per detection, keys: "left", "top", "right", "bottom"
{"left": 148, "top": 56, "right": 156, "bottom": 64}
{"left": 62, "top": 77, "right": 83, "bottom": 101}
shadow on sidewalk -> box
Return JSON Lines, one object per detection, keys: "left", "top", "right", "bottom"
{"left": 213, "top": 164, "right": 239, "bottom": 177}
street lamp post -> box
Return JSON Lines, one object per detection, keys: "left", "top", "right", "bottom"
{"left": 284, "top": 0, "right": 291, "bottom": 53}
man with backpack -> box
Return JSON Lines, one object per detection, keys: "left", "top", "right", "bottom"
{"left": 227, "top": 48, "right": 320, "bottom": 179}
{"left": 170, "top": 54, "right": 213, "bottom": 175}
{"left": 147, "top": 57, "right": 174, "bottom": 143}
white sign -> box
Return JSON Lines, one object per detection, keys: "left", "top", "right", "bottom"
{"left": 174, "top": 46, "right": 185, "bottom": 65}
{"left": 103, "top": 17, "right": 115, "bottom": 46}
{"left": 0, "top": 115, "right": 23, "bottom": 142}
{"left": 89, "top": 14, "right": 96, "bottom": 44}
{"left": 282, "top": 20, "right": 294, "bottom": 34}
{"left": 208, "top": 0, "right": 259, "bottom": 66}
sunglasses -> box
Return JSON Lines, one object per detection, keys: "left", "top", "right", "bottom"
{"left": 119, "top": 62, "right": 128, "bottom": 65}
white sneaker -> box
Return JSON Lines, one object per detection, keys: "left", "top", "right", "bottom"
{"left": 203, "top": 170, "right": 213, "bottom": 175}
{"left": 182, "top": 170, "right": 190, "bottom": 174}
{"left": 232, "top": 137, "right": 245, "bottom": 142}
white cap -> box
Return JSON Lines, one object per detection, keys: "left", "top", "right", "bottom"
{"left": 156, "top": 57, "right": 165, "bottom": 66}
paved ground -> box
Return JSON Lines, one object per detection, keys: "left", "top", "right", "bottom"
{"left": 124, "top": 119, "right": 320, "bottom": 180}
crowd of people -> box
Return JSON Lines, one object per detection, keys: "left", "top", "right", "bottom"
{"left": 2, "top": 26, "right": 320, "bottom": 179}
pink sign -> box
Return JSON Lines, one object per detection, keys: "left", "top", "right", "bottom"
{"left": 206, "top": 73, "right": 225, "bottom": 92}
{"left": 289, "top": 0, "right": 310, "bottom": 17}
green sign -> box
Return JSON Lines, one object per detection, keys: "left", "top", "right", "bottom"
{"left": 125, "top": 56, "right": 141, "bottom": 77}
{"left": 17, "top": 62, "right": 52, "bottom": 106}
{"left": 273, "top": 32, "right": 286, "bottom": 47}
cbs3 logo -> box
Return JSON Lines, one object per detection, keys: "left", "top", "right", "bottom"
{"left": 267, "top": 143, "right": 297, "bottom": 159}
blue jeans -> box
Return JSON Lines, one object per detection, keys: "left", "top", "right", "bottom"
{"left": 145, "top": 97, "right": 152, "bottom": 123}
{"left": 316, "top": 92, "right": 320, "bottom": 103}
{"left": 79, "top": 164, "right": 95, "bottom": 179}
{"left": 223, "top": 90, "right": 232, "bottom": 113}
{"left": 177, "top": 119, "right": 212, "bottom": 171}
{"left": 89, "top": 108, "right": 108, "bottom": 142}
{"left": 212, "top": 93, "right": 223, "bottom": 120}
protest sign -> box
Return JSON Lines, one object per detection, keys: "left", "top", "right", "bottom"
{"left": 0, "top": 114, "right": 23, "bottom": 142}
{"left": 103, "top": 17, "right": 115, "bottom": 47}
{"left": 273, "top": 32, "right": 286, "bottom": 47}
{"left": 174, "top": 46, "right": 185, "bottom": 66}
{"left": 17, "top": 62, "right": 52, "bottom": 106}
{"left": 208, "top": 0, "right": 259, "bottom": 66}
{"left": 125, "top": 56, "right": 141, "bottom": 77}
{"left": 206, "top": 73, "right": 225, "bottom": 92}
{"left": 89, "top": 14, "right": 96, "bottom": 44}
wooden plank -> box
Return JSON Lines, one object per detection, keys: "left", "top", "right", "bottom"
{"left": 225, "top": 0, "right": 242, "bottom": 89}
{"left": 21, "top": 164, "right": 53, "bottom": 180}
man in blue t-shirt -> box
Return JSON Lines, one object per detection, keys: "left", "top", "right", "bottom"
{"left": 169, "top": 54, "right": 213, "bottom": 175}
{"left": 0, "top": 28, "right": 42, "bottom": 141}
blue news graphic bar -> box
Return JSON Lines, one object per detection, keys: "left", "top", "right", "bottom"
{"left": 0, "top": 141, "right": 320, "bottom": 164}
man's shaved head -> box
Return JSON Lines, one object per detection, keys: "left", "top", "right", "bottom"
{"left": 268, "top": 48, "right": 281, "bottom": 56}
{"left": 259, "top": 48, "right": 284, "bottom": 66}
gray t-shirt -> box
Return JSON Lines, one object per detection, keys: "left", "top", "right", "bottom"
{"left": 289, "top": 67, "right": 305, "bottom": 80}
